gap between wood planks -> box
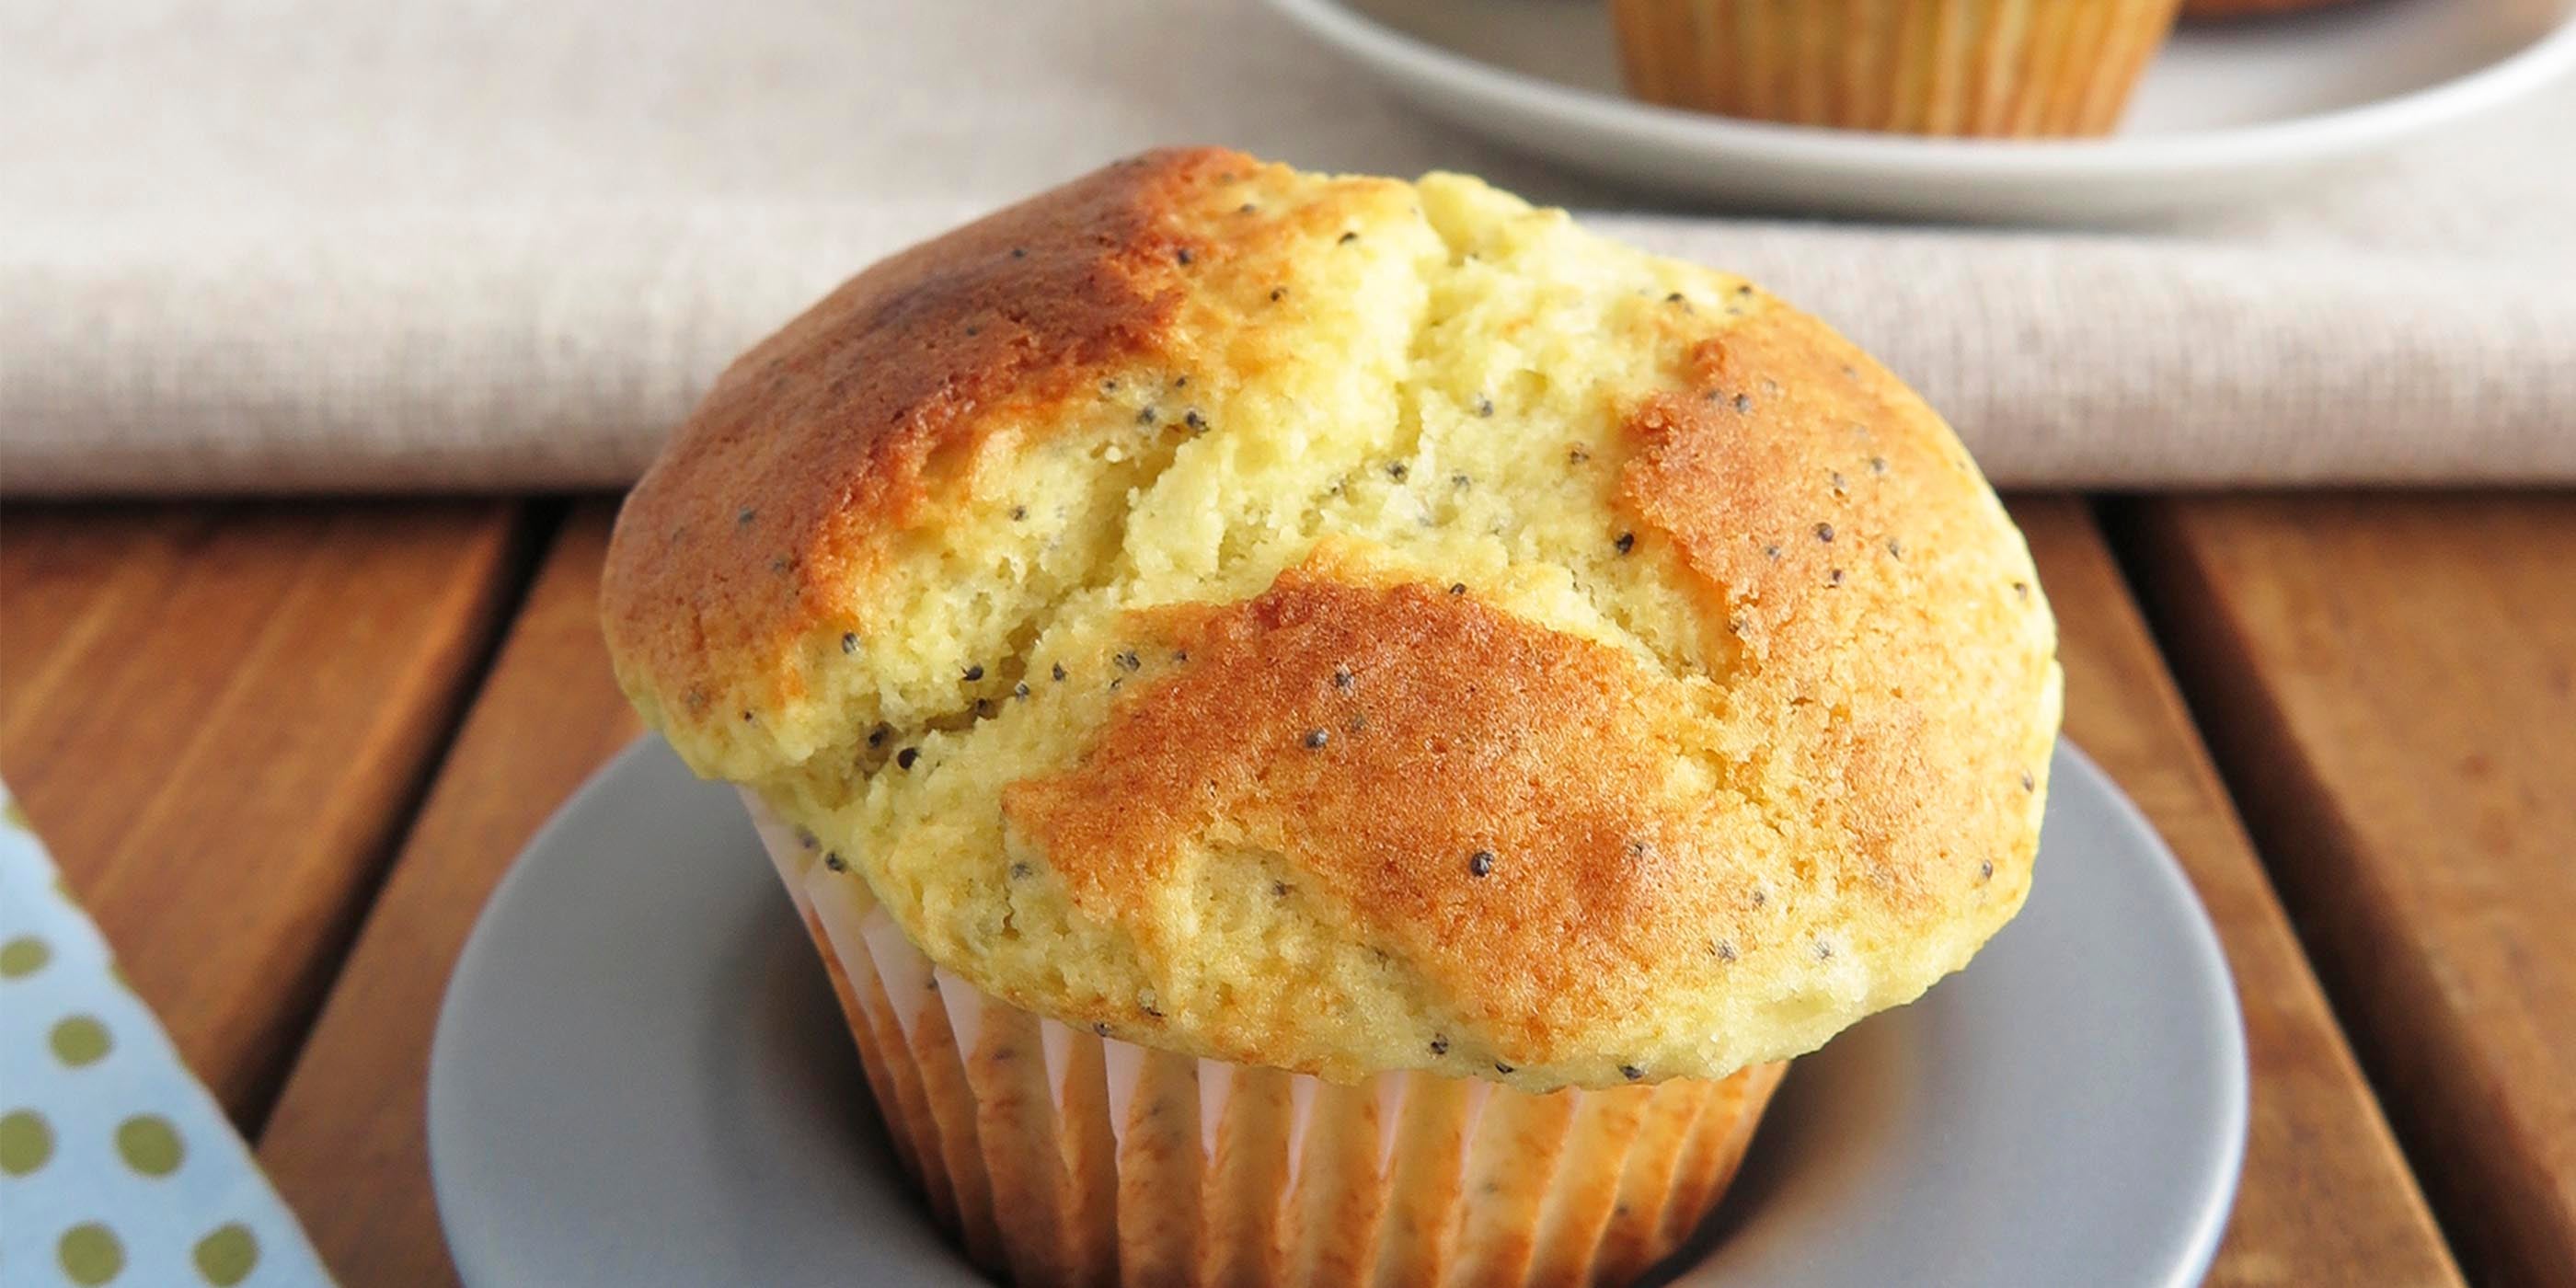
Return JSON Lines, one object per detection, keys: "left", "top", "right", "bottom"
{"left": 231, "top": 499, "right": 568, "bottom": 1136}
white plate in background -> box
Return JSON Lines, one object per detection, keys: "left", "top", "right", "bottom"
{"left": 1265, "top": 0, "right": 2576, "bottom": 222}
{"left": 427, "top": 739, "right": 2247, "bottom": 1286}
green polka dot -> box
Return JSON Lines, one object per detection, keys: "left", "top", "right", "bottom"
{"left": 192, "top": 1224, "right": 259, "bottom": 1286}
{"left": 114, "top": 1114, "right": 184, "bottom": 1177}
{"left": 4, "top": 798, "right": 31, "bottom": 830}
{"left": 49, "top": 1015, "right": 111, "bottom": 1066}
{"left": 0, "top": 935, "right": 49, "bottom": 978}
{"left": 58, "top": 1223, "right": 124, "bottom": 1284}
{"left": 0, "top": 1109, "right": 54, "bottom": 1175}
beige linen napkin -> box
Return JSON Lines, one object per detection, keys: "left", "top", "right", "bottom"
{"left": 4, "top": 0, "right": 2570, "bottom": 493}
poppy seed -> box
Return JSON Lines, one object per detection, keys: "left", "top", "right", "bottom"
{"left": 1469, "top": 850, "right": 1496, "bottom": 878}
{"left": 896, "top": 747, "right": 920, "bottom": 770}
{"left": 1621, "top": 1064, "right": 1645, "bottom": 1081}
{"left": 822, "top": 851, "right": 847, "bottom": 873}
{"left": 1303, "top": 729, "right": 1329, "bottom": 750}
{"left": 1430, "top": 1035, "right": 1450, "bottom": 1055}
{"left": 1052, "top": 663, "right": 1068, "bottom": 682}
{"left": 842, "top": 632, "right": 859, "bottom": 654}
{"left": 1815, "top": 522, "right": 1835, "bottom": 543}
{"left": 1616, "top": 531, "right": 1636, "bottom": 555}
{"left": 962, "top": 664, "right": 984, "bottom": 682}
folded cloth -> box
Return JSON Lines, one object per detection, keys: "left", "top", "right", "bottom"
{"left": 0, "top": 784, "right": 335, "bottom": 1287}
{"left": 3, "top": 0, "right": 2570, "bottom": 494}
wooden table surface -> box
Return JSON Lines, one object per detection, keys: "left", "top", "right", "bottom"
{"left": 3, "top": 492, "right": 2568, "bottom": 1287}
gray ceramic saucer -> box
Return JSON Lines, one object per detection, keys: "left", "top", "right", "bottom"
{"left": 430, "top": 739, "right": 2246, "bottom": 1287}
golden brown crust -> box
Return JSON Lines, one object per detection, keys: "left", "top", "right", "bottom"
{"left": 601, "top": 148, "right": 1254, "bottom": 761}
{"left": 1005, "top": 571, "right": 1738, "bottom": 1064}
{"left": 1617, "top": 311, "right": 2053, "bottom": 925}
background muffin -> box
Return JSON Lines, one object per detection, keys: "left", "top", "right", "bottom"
{"left": 2181, "top": 0, "right": 2352, "bottom": 17}
{"left": 603, "top": 148, "right": 2061, "bottom": 1285}
{"left": 1609, "top": 0, "right": 2185, "bottom": 137}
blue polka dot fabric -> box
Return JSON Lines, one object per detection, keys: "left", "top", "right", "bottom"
{"left": 0, "top": 781, "right": 334, "bottom": 1286}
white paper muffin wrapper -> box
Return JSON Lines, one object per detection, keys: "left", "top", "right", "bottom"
{"left": 744, "top": 792, "right": 1784, "bottom": 1288}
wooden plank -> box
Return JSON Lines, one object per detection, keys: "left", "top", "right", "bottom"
{"left": 2125, "top": 493, "right": 2576, "bottom": 1285}
{"left": 2013, "top": 498, "right": 2461, "bottom": 1286}
{"left": 0, "top": 500, "right": 527, "bottom": 1124}
{"left": 259, "top": 501, "right": 641, "bottom": 1287}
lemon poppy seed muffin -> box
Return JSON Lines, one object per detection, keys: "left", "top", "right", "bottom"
{"left": 602, "top": 147, "right": 2060, "bottom": 1285}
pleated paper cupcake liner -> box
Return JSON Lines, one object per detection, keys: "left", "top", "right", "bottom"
{"left": 745, "top": 793, "right": 1785, "bottom": 1288}
{"left": 1608, "top": 0, "right": 2184, "bottom": 137}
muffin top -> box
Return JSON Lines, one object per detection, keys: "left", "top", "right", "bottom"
{"left": 601, "top": 148, "right": 2061, "bottom": 1090}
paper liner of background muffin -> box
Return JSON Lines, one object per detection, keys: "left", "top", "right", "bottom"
{"left": 1609, "top": 0, "right": 2183, "bottom": 137}
{"left": 744, "top": 792, "right": 1783, "bottom": 1287}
